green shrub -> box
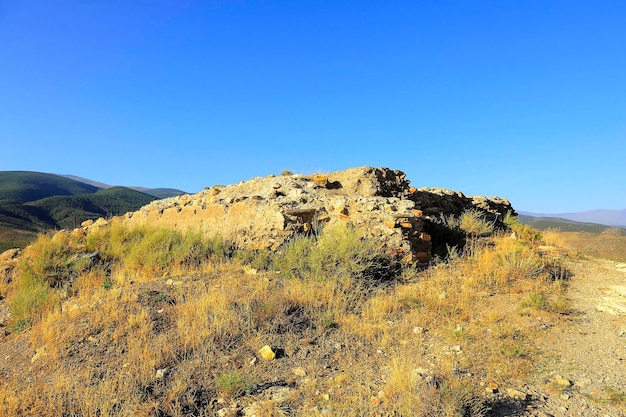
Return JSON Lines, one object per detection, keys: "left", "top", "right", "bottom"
{"left": 26, "top": 233, "right": 79, "bottom": 288}
{"left": 9, "top": 232, "right": 95, "bottom": 324}
{"left": 504, "top": 212, "right": 542, "bottom": 241}
{"left": 497, "top": 244, "right": 544, "bottom": 280}
{"left": 87, "top": 223, "right": 226, "bottom": 275}
{"left": 216, "top": 370, "right": 255, "bottom": 398}
{"left": 10, "top": 268, "right": 54, "bottom": 325}
{"left": 521, "top": 292, "right": 549, "bottom": 310}
{"left": 458, "top": 209, "right": 494, "bottom": 237}
{"left": 430, "top": 209, "right": 494, "bottom": 258}
{"left": 273, "top": 222, "right": 400, "bottom": 282}
{"left": 233, "top": 248, "right": 273, "bottom": 270}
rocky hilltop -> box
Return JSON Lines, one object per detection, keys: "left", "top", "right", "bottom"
{"left": 80, "top": 166, "right": 514, "bottom": 264}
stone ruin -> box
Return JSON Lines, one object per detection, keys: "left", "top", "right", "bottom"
{"left": 77, "top": 166, "right": 514, "bottom": 264}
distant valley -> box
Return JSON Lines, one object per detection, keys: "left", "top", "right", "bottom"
{"left": 518, "top": 212, "right": 626, "bottom": 262}
{"left": 0, "top": 171, "right": 187, "bottom": 251}
{"left": 518, "top": 214, "right": 626, "bottom": 234}
{"left": 519, "top": 209, "right": 626, "bottom": 228}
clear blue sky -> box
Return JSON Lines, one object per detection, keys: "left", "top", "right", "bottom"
{"left": 1, "top": 1, "right": 625, "bottom": 212}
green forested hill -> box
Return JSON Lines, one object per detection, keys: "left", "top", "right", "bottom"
{"left": 0, "top": 171, "right": 99, "bottom": 203}
{"left": 29, "top": 187, "right": 156, "bottom": 229}
{"left": 0, "top": 172, "right": 158, "bottom": 251}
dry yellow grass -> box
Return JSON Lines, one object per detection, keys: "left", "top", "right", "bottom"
{"left": 556, "top": 230, "right": 626, "bottom": 262}
{"left": 0, "top": 219, "right": 572, "bottom": 416}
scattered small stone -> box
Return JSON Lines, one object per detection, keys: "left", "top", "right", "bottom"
{"left": 484, "top": 380, "right": 499, "bottom": 394}
{"left": 449, "top": 345, "right": 462, "bottom": 354}
{"left": 412, "top": 367, "right": 431, "bottom": 376}
{"left": 412, "top": 326, "right": 424, "bottom": 334}
{"left": 411, "top": 367, "right": 434, "bottom": 384}
{"left": 554, "top": 375, "right": 572, "bottom": 387}
{"left": 249, "top": 357, "right": 257, "bottom": 366}
{"left": 259, "top": 345, "right": 275, "bottom": 361}
{"left": 217, "top": 408, "right": 238, "bottom": 417}
{"left": 507, "top": 387, "right": 529, "bottom": 401}
{"left": 312, "top": 174, "right": 329, "bottom": 187}
{"left": 575, "top": 377, "right": 592, "bottom": 387}
{"left": 155, "top": 368, "right": 168, "bottom": 379}
{"left": 264, "top": 386, "right": 294, "bottom": 403}
{"left": 292, "top": 367, "right": 307, "bottom": 377}
{"left": 334, "top": 343, "right": 342, "bottom": 350}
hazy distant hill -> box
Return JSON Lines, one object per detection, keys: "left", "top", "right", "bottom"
{"left": 518, "top": 214, "right": 626, "bottom": 234}
{"left": 0, "top": 172, "right": 99, "bottom": 203}
{"left": 61, "top": 175, "right": 111, "bottom": 190}
{"left": 519, "top": 209, "right": 626, "bottom": 227}
{"left": 61, "top": 175, "right": 187, "bottom": 198}
{"left": 0, "top": 172, "right": 158, "bottom": 251}
{"left": 140, "top": 188, "right": 187, "bottom": 198}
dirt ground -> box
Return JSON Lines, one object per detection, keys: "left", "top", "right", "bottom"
{"left": 493, "top": 257, "right": 626, "bottom": 417}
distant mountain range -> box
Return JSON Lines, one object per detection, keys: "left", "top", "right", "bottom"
{"left": 0, "top": 171, "right": 187, "bottom": 252}
{"left": 517, "top": 214, "right": 626, "bottom": 234}
{"left": 61, "top": 175, "right": 186, "bottom": 199}
{"left": 519, "top": 209, "right": 626, "bottom": 228}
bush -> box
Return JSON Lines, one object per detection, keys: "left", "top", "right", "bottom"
{"left": 25, "top": 232, "right": 80, "bottom": 288}
{"left": 87, "top": 223, "right": 226, "bottom": 275}
{"left": 273, "top": 222, "right": 400, "bottom": 282}
{"left": 10, "top": 268, "right": 53, "bottom": 325}
{"left": 459, "top": 209, "right": 494, "bottom": 237}
{"left": 504, "top": 212, "right": 541, "bottom": 241}
{"left": 216, "top": 370, "right": 255, "bottom": 398}
{"left": 429, "top": 209, "right": 495, "bottom": 258}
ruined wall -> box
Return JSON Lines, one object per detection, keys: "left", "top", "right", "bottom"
{"left": 79, "top": 166, "right": 514, "bottom": 264}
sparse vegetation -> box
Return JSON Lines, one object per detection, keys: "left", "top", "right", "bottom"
{"left": 0, "top": 218, "right": 576, "bottom": 416}
{"left": 217, "top": 370, "right": 256, "bottom": 398}
{"left": 272, "top": 222, "right": 400, "bottom": 282}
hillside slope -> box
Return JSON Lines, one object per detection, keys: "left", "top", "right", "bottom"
{"left": 29, "top": 187, "right": 156, "bottom": 229}
{"left": 0, "top": 201, "right": 624, "bottom": 416}
{"left": 0, "top": 172, "right": 99, "bottom": 203}
{"left": 0, "top": 172, "right": 158, "bottom": 251}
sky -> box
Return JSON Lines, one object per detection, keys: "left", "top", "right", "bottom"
{"left": 1, "top": 1, "right": 625, "bottom": 213}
